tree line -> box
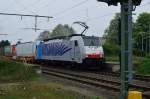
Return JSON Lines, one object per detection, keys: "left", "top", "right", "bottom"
{"left": 37, "top": 24, "right": 76, "bottom": 41}
{"left": 0, "top": 40, "right": 10, "bottom": 47}
{"left": 104, "top": 12, "right": 150, "bottom": 56}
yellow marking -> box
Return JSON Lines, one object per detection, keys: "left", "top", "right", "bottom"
{"left": 128, "top": 91, "right": 142, "bottom": 99}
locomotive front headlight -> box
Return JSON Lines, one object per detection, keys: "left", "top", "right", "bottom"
{"left": 99, "top": 52, "right": 104, "bottom": 58}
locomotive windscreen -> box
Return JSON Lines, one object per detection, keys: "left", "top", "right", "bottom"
{"left": 83, "top": 36, "right": 100, "bottom": 46}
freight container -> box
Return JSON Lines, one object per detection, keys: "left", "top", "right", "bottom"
{"left": 16, "top": 42, "right": 37, "bottom": 58}
{"left": 0, "top": 47, "right": 4, "bottom": 55}
{"left": 4, "top": 46, "right": 12, "bottom": 56}
{"left": 11, "top": 45, "right": 16, "bottom": 56}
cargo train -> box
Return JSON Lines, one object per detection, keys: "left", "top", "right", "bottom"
{"left": 0, "top": 34, "right": 105, "bottom": 68}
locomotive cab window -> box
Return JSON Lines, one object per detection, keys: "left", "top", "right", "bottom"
{"left": 75, "top": 40, "right": 78, "bottom": 46}
{"left": 83, "top": 36, "right": 100, "bottom": 46}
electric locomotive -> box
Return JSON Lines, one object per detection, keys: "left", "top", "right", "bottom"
{"left": 36, "top": 34, "right": 105, "bottom": 68}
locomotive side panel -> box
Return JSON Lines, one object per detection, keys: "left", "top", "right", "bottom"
{"left": 37, "top": 43, "right": 43, "bottom": 60}
{"left": 41, "top": 40, "right": 76, "bottom": 62}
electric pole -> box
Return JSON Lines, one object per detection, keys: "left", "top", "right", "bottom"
{"left": 149, "top": 25, "right": 150, "bottom": 54}
{"left": 0, "top": 34, "right": 8, "bottom": 35}
{"left": 97, "top": 0, "right": 142, "bottom": 99}
{"left": 0, "top": 12, "right": 53, "bottom": 32}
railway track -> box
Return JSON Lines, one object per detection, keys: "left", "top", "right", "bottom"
{"left": 41, "top": 67, "right": 150, "bottom": 99}
{"left": 104, "top": 62, "right": 150, "bottom": 81}
{"left": 90, "top": 71, "right": 150, "bottom": 82}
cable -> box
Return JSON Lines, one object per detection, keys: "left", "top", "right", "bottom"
{"left": 140, "top": 1, "right": 150, "bottom": 7}
{"left": 28, "top": 0, "right": 52, "bottom": 11}
{"left": 87, "top": 13, "right": 116, "bottom": 22}
{"left": 53, "top": 0, "right": 89, "bottom": 16}
{"left": 35, "top": 0, "right": 89, "bottom": 28}
{"left": 87, "top": 2, "right": 150, "bottom": 22}
{"left": 12, "top": 0, "right": 37, "bottom": 14}
{"left": 88, "top": 1, "right": 150, "bottom": 22}
{"left": 26, "top": 0, "right": 42, "bottom": 8}
{"left": 33, "top": 0, "right": 56, "bottom": 13}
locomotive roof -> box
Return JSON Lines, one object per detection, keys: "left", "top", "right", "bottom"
{"left": 16, "top": 41, "right": 33, "bottom": 45}
{"left": 43, "top": 34, "right": 85, "bottom": 42}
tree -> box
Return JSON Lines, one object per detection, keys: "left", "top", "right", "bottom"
{"left": 0, "top": 40, "right": 10, "bottom": 47}
{"left": 133, "top": 13, "right": 150, "bottom": 54}
{"left": 50, "top": 24, "right": 76, "bottom": 38}
{"left": 103, "top": 13, "right": 121, "bottom": 56}
{"left": 104, "top": 12, "right": 150, "bottom": 56}
{"left": 36, "top": 24, "right": 76, "bottom": 41}
{"left": 104, "top": 13, "right": 120, "bottom": 45}
{"left": 37, "top": 31, "right": 51, "bottom": 41}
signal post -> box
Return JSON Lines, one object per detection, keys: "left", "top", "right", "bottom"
{"left": 97, "top": 0, "right": 142, "bottom": 99}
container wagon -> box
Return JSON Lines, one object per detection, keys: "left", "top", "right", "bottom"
{"left": 16, "top": 42, "right": 37, "bottom": 63}
{"left": 4, "top": 46, "right": 12, "bottom": 56}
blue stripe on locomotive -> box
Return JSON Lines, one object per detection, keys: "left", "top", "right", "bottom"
{"left": 37, "top": 44, "right": 43, "bottom": 59}
{"left": 42, "top": 42, "right": 72, "bottom": 56}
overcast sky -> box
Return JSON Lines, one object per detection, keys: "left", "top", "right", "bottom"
{"left": 0, "top": 0, "right": 149, "bottom": 44}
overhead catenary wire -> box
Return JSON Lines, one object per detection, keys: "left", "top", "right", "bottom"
{"left": 1, "top": 0, "right": 149, "bottom": 34}
{"left": 86, "top": 1, "right": 150, "bottom": 22}
{"left": 51, "top": 1, "right": 116, "bottom": 23}
{"left": 87, "top": 13, "right": 116, "bottom": 22}
{"left": 83, "top": 1, "right": 150, "bottom": 22}
{"left": 32, "top": 0, "right": 55, "bottom": 13}
{"left": 26, "top": 0, "right": 46, "bottom": 8}
{"left": 0, "top": 12, "right": 53, "bottom": 32}
{"left": 12, "top": 0, "right": 37, "bottom": 14}
{"left": 0, "top": 34, "right": 8, "bottom": 35}
{"left": 53, "top": 0, "right": 89, "bottom": 17}
{"left": 27, "top": 0, "right": 52, "bottom": 10}
{"left": 22, "top": 27, "right": 52, "bottom": 31}
{"left": 0, "top": 12, "right": 53, "bottom": 18}
{"left": 140, "top": 1, "right": 150, "bottom": 7}
{"left": 54, "top": 1, "right": 150, "bottom": 23}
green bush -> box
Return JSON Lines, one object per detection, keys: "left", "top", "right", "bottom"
{"left": 105, "top": 56, "right": 119, "bottom": 62}
{"left": 135, "top": 58, "right": 150, "bottom": 75}
{"left": 103, "top": 43, "right": 120, "bottom": 56}
{"left": 145, "top": 53, "right": 150, "bottom": 58}
{"left": 0, "top": 58, "right": 38, "bottom": 82}
{"left": 133, "top": 48, "right": 145, "bottom": 56}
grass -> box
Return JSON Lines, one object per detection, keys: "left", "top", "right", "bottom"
{"left": 105, "top": 56, "right": 150, "bottom": 75}
{"left": 0, "top": 57, "right": 102, "bottom": 99}
{"left": 0, "top": 57, "right": 38, "bottom": 82}
{"left": 134, "top": 58, "right": 150, "bottom": 75}
{"left": 105, "top": 56, "right": 119, "bottom": 62}
{"left": 0, "top": 82, "right": 100, "bottom": 99}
